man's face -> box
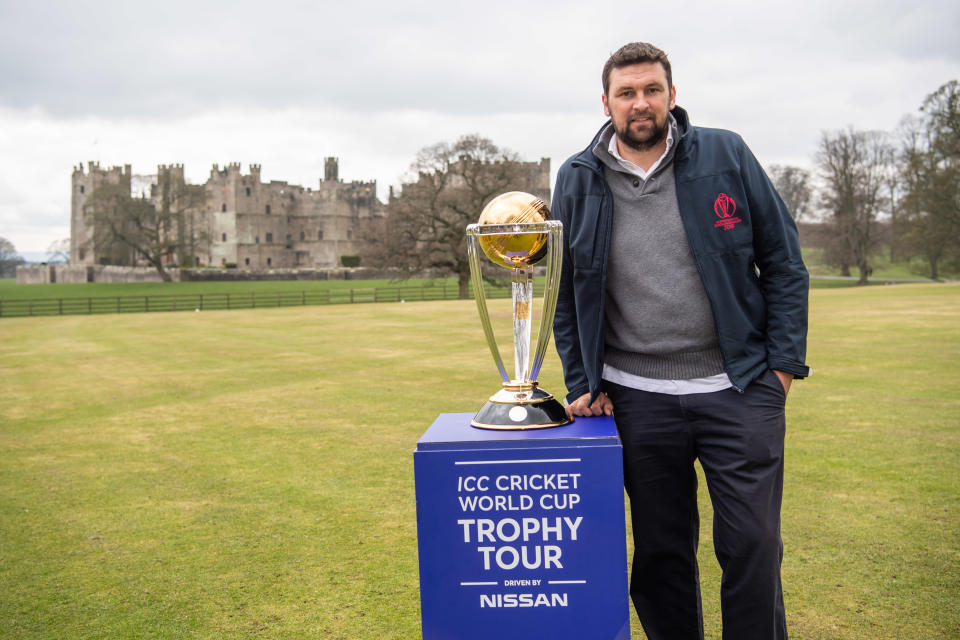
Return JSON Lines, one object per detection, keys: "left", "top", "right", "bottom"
{"left": 602, "top": 62, "right": 676, "bottom": 153}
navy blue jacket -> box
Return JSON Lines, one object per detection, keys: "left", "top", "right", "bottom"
{"left": 552, "top": 106, "right": 810, "bottom": 402}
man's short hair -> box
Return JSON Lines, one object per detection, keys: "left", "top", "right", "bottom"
{"left": 602, "top": 42, "right": 672, "bottom": 96}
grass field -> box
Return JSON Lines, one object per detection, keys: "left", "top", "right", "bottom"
{"left": 0, "top": 272, "right": 939, "bottom": 316}
{"left": 1, "top": 284, "right": 958, "bottom": 639}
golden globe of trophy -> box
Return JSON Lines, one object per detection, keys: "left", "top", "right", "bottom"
{"left": 465, "top": 191, "right": 572, "bottom": 430}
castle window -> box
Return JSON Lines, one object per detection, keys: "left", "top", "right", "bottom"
{"left": 80, "top": 185, "right": 85, "bottom": 194}
{"left": 195, "top": 257, "right": 200, "bottom": 266}
{"left": 255, "top": 236, "right": 259, "bottom": 244}
{"left": 245, "top": 258, "right": 250, "bottom": 266}
{"left": 267, "top": 257, "right": 272, "bottom": 266}
{"left": 300, "top": 231, "right": 305, "bottom": 241}
{"left": 347, "top": 229, "right": 353, "bottom": 240}
{"left": 265, "top": 204, "right": 271, "bottom": 214}
{"left": 222, "top": 203, "right": 226, "bottom": 212}
{"left": 318, "top": 230, "right": 323, "bottom": 240}
{"left": 246, "top": 187, "right": 251, "bottom": 196}
{"left": 266, "top": 232, "right": 273, "bottom": 243}
{"left": 221, "top": 233, "right": 227, "bottom": 242}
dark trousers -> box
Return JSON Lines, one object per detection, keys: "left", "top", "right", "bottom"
{"left": 604, "top": 370, "right": 788, "bottom": 640}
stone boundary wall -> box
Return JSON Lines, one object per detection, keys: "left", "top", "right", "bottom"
{"left": 17, "top": 265, "right": 445, "bottom": 284}
{"left": 178, "top": 267, "right": 411, "bottom": 282}
{"left": 17, "top": 265, "right": 175, "bottom": 284}
{"left": 16, "top": 266, "right": 56, "bottom": 284}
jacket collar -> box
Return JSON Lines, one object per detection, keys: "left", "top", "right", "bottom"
{"left": 573, "top": 105, "right": 692, "bottom": 171}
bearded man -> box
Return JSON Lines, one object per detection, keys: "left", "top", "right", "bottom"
{"left": 552, "top": 42, "right": 810, "bottom": 640}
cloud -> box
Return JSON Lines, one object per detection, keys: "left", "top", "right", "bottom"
{"left": 0, "top": 0, "right": 598, "bottom": 117}
{"left": 0, "top": 0, "right": 958, "bottom": 251}
{"left": 9, "top": 0, "right": 951, "bottom": 119}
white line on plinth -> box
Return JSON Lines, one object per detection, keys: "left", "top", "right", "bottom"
{"left": 547, "top": 580, "right": 587, "bottom": 584}
{"left": 460, "top": 581, "right": 498, "bottom": 586}
{"left": 454, "top": 458, "right": 581, "bottom": 465}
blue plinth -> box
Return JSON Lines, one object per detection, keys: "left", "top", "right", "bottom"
{"left": 414, "top": 413, "right": 629, "bottom": 640}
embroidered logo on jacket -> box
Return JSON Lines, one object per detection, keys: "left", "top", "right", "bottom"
{"left": 713, "top": 193, "right": 742, "bottom": 230}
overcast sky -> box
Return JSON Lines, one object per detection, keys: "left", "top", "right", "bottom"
{"left": 1, "top": 0, "right": 957, "bottom": 254}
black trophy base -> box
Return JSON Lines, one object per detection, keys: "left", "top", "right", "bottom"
{"left": 470, "top": 389, "right": 572, "bottom": 430}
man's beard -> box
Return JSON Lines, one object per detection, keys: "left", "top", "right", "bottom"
{"left": 614, "top": 113, "right": 669, "bottom": 152}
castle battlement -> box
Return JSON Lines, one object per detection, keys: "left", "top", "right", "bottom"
{"left": 209, "top": 163, "right": 244, "bottom": 179}
{"left": 157, "top": 164, "right": 186, "bottom": 181}
{"left": 74, "top": 161, "right": 131, "bottom": 177}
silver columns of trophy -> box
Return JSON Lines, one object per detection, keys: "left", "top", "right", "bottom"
{"left": 465, "top": 192, "right": 571, "bottom": 430}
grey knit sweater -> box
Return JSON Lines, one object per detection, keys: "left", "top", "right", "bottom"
{"left": 593, "top": 123, "right": 725, "bottom": 380}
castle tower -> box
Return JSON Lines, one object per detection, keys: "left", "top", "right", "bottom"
{"left": 71, "top": 161, "right": 132, "bottom": 265}
{"left": 324, "top": 157, "right": 339, "bottom": 182}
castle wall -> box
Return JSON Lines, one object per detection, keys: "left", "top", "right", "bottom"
{"left": 95, "top": 265, "right": 177, "bottom": 283}
{"left": 16, "top": 264, "right": 430, "bottom": 285}
{"left": 71, "top": 158, "right": 383, "bottom": 271}
{"left": 16, "top": 265, "right": 175, "bottom": 284}
{"left": 53, "top": 266, "right": 95, "bottom": 283}
{"left": 202, "top": 159, "right": 379, "bottom": 269}
{"left": 16, "top": 265, "right": 55, "bottom": 284}
{"left": 69, "top": 155, "right": 549, "bottom": 273}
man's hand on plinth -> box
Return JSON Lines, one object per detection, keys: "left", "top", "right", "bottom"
{"left": 566, "top": 392, "right": 613, "bottom": 419}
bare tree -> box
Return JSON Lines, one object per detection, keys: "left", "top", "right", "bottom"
{"left": 881, "top": 147, "right": 905, "bottom": 264}
{"left": 900, "top": 80, "right": 960, "bottom": 280}
{"left": 363, "top": 135, "right": 550, "bottom": 298}
{"left": 83, "top": 178, "right": 206, "bottom": 282}
{"left": 0, "top": 236, "right": 26, "bottom": 278}
{"left": 768, "top": 165, "right": 812, "bottom": 220}
{"left": 815, "top": 127, "right": 893, "bottom": 284}
{"left": 45, "top": 238, "right": 71, "bottom": 264}
{"left": 153, "top": 172, "right": 209, "bottom": 269}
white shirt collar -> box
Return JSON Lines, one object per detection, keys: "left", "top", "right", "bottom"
{"left": 607, "top": 113, "right": 676, "bottom": 180}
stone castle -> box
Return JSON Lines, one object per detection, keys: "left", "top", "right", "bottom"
{"left": 71, "top": 154, "right": 554, "bottom": 272}
{"left": 71, "top": 158, "right": 382, "bottom": 269}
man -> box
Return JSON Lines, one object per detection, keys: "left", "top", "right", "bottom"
{"left": 552, "top": 42, "right": 809, "bottom": 640}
